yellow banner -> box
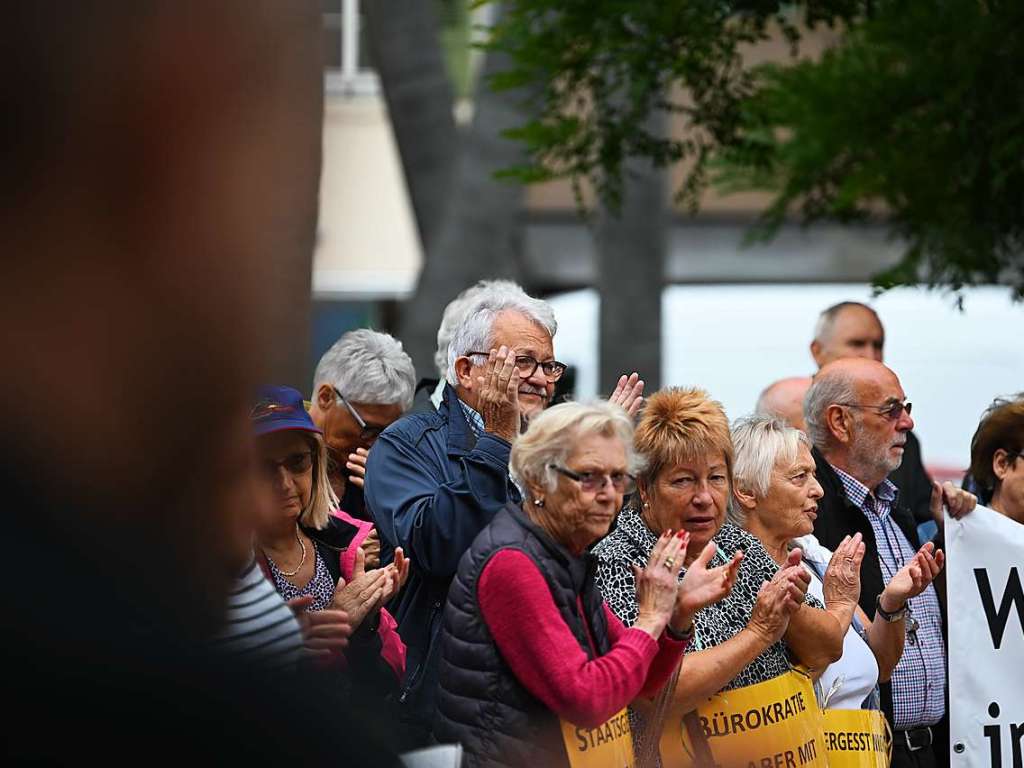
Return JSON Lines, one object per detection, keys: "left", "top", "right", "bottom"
{"left": 820, "top": 709, "right": 891, "bottom": 768}
{"left": 560, "top": 708, "right": 635, "bottom": 768}
{"left": 659, "top": 670, "right": 827, "bottom": 768}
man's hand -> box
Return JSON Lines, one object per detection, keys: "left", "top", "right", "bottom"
{"left": 477, "top": 346, "right": 521, "bottom": 443}
{"left": 346, "top": 447, "right": 368, "bottom": 489}
{"left": 931, "top": 480, "right": 977, "bottom": 522}
{"left": 881, "top": 542, "right": 944, "bottom": 610}
{"left": 608, "top": 372, "right": 645, "bottom": 418}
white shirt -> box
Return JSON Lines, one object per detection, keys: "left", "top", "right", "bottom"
{"left": 794, "top": 533, "right": 879, "bottom": 710}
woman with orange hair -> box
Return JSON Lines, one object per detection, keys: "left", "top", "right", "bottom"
{"left": 594, "top": 388, "right": 851, "bottom": 716}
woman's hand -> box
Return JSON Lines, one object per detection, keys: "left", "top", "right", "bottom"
{"left": 880, "top": 541, "right": 944, "bottom": 611}
{"left": 932, "top": 480, "right": 977, "bottom": 524}
{"left": 747, "top": 563, "right": 806, "bottom": 646}
{"left": 332, "top": 547, "right": 392, "bottom": 633}
{"left": 392, "top": 546, "right": 411, "bottom": 596}
{"left": 632, "top": 530, "right": 688, "bottom": 638}
{"left": 361, "top": 527, "right": 382, "bottom": 570}
{"left": 672, "top": 542, "right": 742, "bottom": 632}
{"left": 286, "top": 595, "right": 352, "bottom": 659}
{"left": 823, "top": 534, "right": 865, "bottom": 610}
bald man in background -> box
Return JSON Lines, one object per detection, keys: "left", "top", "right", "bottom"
{"left": 809, "top": 302, "right": 934, "bottom": 524}
{"left": 756, "top": 376, "right": 812, "bottom": 432}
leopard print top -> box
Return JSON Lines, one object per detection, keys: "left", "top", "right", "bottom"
{"left": 592, "top": 507, "right": 822, "bottom": 690}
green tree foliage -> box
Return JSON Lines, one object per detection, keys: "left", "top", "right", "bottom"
{"left": 484, "top": 0, "right": 1024, "bottom": 296}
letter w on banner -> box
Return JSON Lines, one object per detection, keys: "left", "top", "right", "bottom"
{"left": 947, "top": 506, "right": 1024, "bottom": 767}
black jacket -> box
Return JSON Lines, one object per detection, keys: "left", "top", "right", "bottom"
{"left": 887, "top": 430, "right": 934, "bottom": 525}
{"left": 810, "top": 447, "right": 924, "bottom": 728}
{"left": 434, "top": 503, "right": 611, "bottom": 768}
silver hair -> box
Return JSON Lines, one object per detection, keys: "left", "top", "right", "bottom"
{"left": 312, "top": 329, "right": 416, "bottom": 411}
{"left": 812, "top": 301, "right": 879, "bottom": 344}
{"left": 803, "top": 370, "right": 857, "bottom": 450}
{"left": 729, "top": 414, "right": 812, "bottom": 525}
{"left": 511, "top": 400, "right": 643, "bottom": 503}
{"left": 445, "top": 285, "right": 558, "bottom": 386}
{"left": 434, "top": 279, "right": 527, "bottom": 379}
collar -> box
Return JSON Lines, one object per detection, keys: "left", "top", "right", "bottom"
{"left": 440, "top": 383, "right": 478, "bottom": 456}
{"left": 458, "top": 399, "right": 485, "bottom": 439}
{"left": 828, "top": 461, "right": 899, "bottom": 514}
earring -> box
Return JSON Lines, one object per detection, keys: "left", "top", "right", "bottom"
{"left": 642, "top": 501, "right": 650, "bottom": 509}
{"left": 533, "top": 498, "right": 545, "bottom": 508}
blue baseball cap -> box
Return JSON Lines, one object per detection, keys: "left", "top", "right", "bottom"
{"left": 249, "top": 385, "right": 322, "bottom": 437}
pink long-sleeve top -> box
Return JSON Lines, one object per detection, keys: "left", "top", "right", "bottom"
{"left": 477, "top": 549, "right": 688, "bottom": 729}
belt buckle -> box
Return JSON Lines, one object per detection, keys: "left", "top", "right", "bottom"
{"left": 904, "top": 726, "right": 933, "bottom": 752}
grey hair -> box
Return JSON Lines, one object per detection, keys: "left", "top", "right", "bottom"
{"left": 812, "top": 301, "right": 879, "bottom": 344}
{"left": 730, "top": 415, "right": 812, "bottom": 525}
{"left": 511, "top": 400, "right": 644, "bottom": 503}
{"left": 435, "top": 279, "right": 527, "bottom": 379}
{"left": 445, "top": 285, "right": 558, "bottom": 386}
{"left": 312, "top": 329, "right": 416, "bottom": 412}
{"left": 803, "top": 370, "right": 857, "bottom": 450}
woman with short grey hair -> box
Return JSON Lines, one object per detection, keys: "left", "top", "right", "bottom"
{"left": 731, "top": 414, "right": 943, "bottom": 710}
{"left": 433, "top": 401, "right": 735, "bottom": 768}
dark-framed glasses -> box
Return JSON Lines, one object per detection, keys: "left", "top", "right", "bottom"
{"left": 466, "top": 352, "right": 567, "bottom": 382}
{"left": 837, "top": 400, "right": 912, "bottom": 421}
{"left": 260, "top": 451, "right": 313, "bottom": 478}
{"left": 333, "top": 388, "right": 384, "bottom": 443}
{"left": 549, "top": 464, "right": 636, "bottom": 494}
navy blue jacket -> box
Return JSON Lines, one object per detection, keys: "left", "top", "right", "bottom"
{"left": 364, "top": 383, "right": 521, "bottom": 741}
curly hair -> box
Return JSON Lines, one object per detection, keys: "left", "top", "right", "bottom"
{"left": 634, "top": 387, "right": 734, "bottom": 494}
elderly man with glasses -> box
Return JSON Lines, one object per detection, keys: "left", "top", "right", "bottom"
{"left": 364, "top": 283, "right": 572, "bottom": 748}
{"left": 804, "top": 358, "right": 975, "bottom": 768}
{"left": 310, "top": 329, "right": 416, "bottom": 525}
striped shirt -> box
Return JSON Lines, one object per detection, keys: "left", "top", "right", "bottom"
{"left": 830, "top": 464, "right": 946, "bottom": 729}
{"left": 458, "top": 399, "right": 485, "bottom": 438}
{"left": 211, "top": 559, "right": 306, "bottom": 673}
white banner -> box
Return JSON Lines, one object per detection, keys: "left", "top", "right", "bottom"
{"left": 947, "top": 505, "right": 1024, "bottom": 767}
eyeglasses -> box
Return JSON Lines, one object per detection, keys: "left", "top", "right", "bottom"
{"left": 549, "top": 464, "right": 636, "bottom": 494}
{"left": 837, "top": 400, "right": 912, "bottom": 421}
{"left": 260, "top": 451, "right": 313, "bottom": 478}
{"left": 466, "top": 352, "right": 567, "bottom": 382}
{"left": 334, "top": 388, "right": 384, "bottom": 444}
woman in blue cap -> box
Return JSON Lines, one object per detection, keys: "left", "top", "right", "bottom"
{"left": 250, "top": 385, "right": 408, "bottom": 692}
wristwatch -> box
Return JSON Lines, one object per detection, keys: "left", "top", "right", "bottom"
{"left": 666, "top": 622, "right": 695, "bottom": 642}
{"left": 875, "top": 594, "right": 908, "bottom": 622}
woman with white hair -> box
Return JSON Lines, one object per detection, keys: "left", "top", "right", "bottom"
{"left": 730, "top": 414, "right": 944, "bottom": 710}
{"left": 433, "top": 401, "right": 738, "bottom": 768}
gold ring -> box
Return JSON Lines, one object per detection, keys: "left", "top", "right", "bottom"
{"left": 663, "top": 557, "right": 676, "bottom": 570}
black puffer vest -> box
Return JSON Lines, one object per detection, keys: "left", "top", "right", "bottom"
{"left": 434, "top": 504, "right": 611, "bottom": 768}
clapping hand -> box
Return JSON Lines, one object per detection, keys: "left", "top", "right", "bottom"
{"left": 881, "top": 541, "right": 944, "bottom": 610}
{"left": 332, "top": 547, "right": 394, "bottom": 632}
{"left": 608, "top": 373, "right": 645, "bottom": 418}
{"left": 673, "top": 541, "right": 742, "bottom": 630}
{"left": 633, "top": 530, "right": 688, "bottom": 637}
{"left": 747, "top": 556, "right": 807, "bottom": 646}
{"left": 823, "top": 533, "right": 865, "bottom": 610}
{"left": 286, "top": 595, "right": 352, "bottom": 660}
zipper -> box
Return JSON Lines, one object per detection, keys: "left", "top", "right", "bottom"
{"left": 399, "top": 599, "right": 444, "bottom": 704}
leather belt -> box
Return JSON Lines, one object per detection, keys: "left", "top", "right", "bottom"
{"left": 895, "top": 726, "right": 933, "bottom": 752}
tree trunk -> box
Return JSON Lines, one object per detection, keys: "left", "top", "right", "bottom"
{"left": 595, "top": 115, "right": 667, "bottom": 394}
{"left": 364, "top": 0, "right": 457, "bottom": 255}
{"left": 395, "top": 6, "right": 533, "bottom": 378}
